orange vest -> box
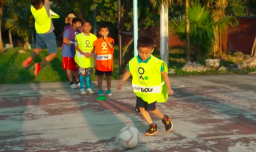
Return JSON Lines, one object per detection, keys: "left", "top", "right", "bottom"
{"left": 94, "top": 37, "right": 115, "bottom": 71}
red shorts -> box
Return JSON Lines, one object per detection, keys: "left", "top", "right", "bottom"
{"left": 62, "top": 57, "right": 78, "bottom": 70}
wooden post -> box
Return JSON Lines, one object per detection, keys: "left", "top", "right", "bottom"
{"left": 118, "top": 0, "right": 122, "bottom": 78}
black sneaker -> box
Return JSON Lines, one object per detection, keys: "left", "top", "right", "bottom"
{"left": 162, "top": 115, "right": 173, "bottom": 132}
{"left": 145, "top": 124, "right": 157, "bottom": 136}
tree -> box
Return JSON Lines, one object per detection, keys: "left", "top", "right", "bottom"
{"left": 4, "top": 1, "right": 33, "bottom": 50}
{"left": 0, "top": 0, "right": 13, "bottom": 53}
{"left": 171, "top": 2, "right": 236, "bottom": 59}
{"left": 185, "top": 0, "right": 190, "bottom": 61}
{"left": 199, "top": 0, "right": 249, "bottom": 56}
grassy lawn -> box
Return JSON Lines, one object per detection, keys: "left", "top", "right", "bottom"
{"left": 0, "top": 47, "right": 119, "bottom": 84}
{"left": 0, "top": 47, "right": 255, "bottom": 84}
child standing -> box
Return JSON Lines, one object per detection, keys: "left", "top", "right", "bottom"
{"left": 117, "top": 36, "right": 174, "bottom": 136}
{"left": 94, "top": 24, "right": 115, "bottom": 96}
{"left": 74, "top": 21, "right": 97, "bottom": 95}
{"left": 62, "top": 18, "right": 82, "bottom": 89}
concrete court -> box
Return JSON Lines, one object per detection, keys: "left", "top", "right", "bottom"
{"left": 0, "top": 75, "right": 256, "bottom": 152}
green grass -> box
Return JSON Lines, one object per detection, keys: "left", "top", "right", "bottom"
{"left": 1, "top": 47, "right": 255, "bottom": 84}
{"left": 0, "top": 47, "right": 119, "bottom": 84}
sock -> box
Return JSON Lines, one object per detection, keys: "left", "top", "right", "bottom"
{"left": 149, "top": 123, "right": 155, "bottom": 127}
{"left": 79, "top": 75, "right": 84, "bottom": 90}
{"left": 76, "top": 81, "right": 79, "bottom": 84}
{"left": 31, "top": 51, "right": 38, "bottom": 59}
{"left": 39, "top": 59, "right": 48, "bottom": 67}
{"left": 70, "top": 82, "right": 74, "bottom": 85}
{"left": 85, "top": 76, "right": 91, "bottom": 89}
{"left": 162, "top": 115, "right": 166, "bottom": 121}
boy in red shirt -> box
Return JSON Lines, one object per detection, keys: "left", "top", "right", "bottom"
{"left": 94, "top": 24, "right": 114, "bottom": 96}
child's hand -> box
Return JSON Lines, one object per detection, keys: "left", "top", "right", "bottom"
{"left": 103, "top": 34, "right": 108, "bottom": 40}
{"left": 84, "top": 52, "right": 91, "bottom": 58}
{"left": 168, "top": 88, "right": 174, "bottom": 95}
{"left": 117, "top": 82, "right": 122, "bottom": 90}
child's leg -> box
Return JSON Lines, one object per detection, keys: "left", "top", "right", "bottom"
{"left": 79, "top": 75, "right": 85, "bottom": 90}
{"left": 139, "top": 107, "right": 153, "bottom": 124}
{"left": 97, "top": 75, "right": 103, "bottom": 90}
{"left": 73, "top": 70, "right": 79, "bottom": 84}
{"left": 136, "top": 97, "right": 157, "bottom": 136}
{"left": 78, "top": 67, "right": 85, "bottom": 90}
{"left": 149, "top": 107, "right": 173, "bottom": 132}
{"left": 149, "top": 108, "right": 164, "bottom": 119}
{"left": 85, "top": 75, "right": 91, "bottom": 89}
{"left": 106, "top": 75, "right": 111, "bottom": 90}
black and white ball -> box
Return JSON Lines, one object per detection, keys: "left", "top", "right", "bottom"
{"left": 118, "top": 126, "right": 140, "bottom": 149}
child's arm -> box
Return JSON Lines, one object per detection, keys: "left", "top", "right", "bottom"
{"left": 62, "top": 30, "right": 72, "bottom": 45}
{"left": 75, "top": 45, "right": 90, "bottom": 58}
{"left": 103, "top": 36, "right": 114, "bottom": 49}
{"left": 161, "top": 71, "right": 174, "bottom": 95}
{"left": 117, "top": 71, "right": 131, "bottom": 90}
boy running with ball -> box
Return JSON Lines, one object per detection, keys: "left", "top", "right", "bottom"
{"left": 118, "top": 36, "right": 174, "bottom": 136}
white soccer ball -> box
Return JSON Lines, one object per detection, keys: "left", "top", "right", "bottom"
{"left": 118, "top": 126, "right": 140, "bottom": 149}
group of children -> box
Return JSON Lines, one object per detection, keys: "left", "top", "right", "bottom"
{"left": 62, "top": 15, "right": 114, "bottom": 96}
{"left": 24, "top": 0, "right": 174, "bottom": 136}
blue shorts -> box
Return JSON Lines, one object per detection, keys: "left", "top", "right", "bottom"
{"left": 36, "top": 32, "right": 57, "bottom": 53}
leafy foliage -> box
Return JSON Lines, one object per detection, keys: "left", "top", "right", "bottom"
{"left": 171, "top": 2, "right": 237, "bottom": 57}
{"left": 4, "top": 1, "right": 34, "bottom": 48}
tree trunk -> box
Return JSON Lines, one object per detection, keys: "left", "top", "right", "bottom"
{"left": 222, "top": 25, "right": 228, "bottom": 54}
{"left": 0, "top": 6, "right": 4, "bottom": 53}
{"left": 160, "top": 1, "right": 169, "bottom": 66}
{"left": 185, "top": 0, "right": 191, "bottom": 62}
{"left": 8, "top": 29, "right": 13, "bottom": 48}
{"left": 23, "top": 35, "right": 30, "bottom": 51}
{"left": 213, "top": 0, "right": 228, "bottom": 57}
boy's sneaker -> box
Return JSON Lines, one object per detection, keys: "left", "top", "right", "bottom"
{"left": 34, "top": 63, "right": 41, "bottom": 76}
{"left": 22, "top": 56, "right": 32, "bottom": 67}
{"left": 76, "top": 82, "right": 80, "bottom": 87}
{"left": 70, "top": 83, "right": 77, "bottom": 89}
{"left": 162, "top": 115, "right": 173, "bottom": 132}
{"left": 87, "top": 88, "right": 94, "bottom": 94}
{"left": 80, "top": 89, "right": 87, "bottom": 95}
{"left": 106, "top": 90, "right": 112, "bottom": 96}
{"left": 145, "top": 124, "right": 157, "bottom": 136}
{"left": 98, "top": 90, "right": 104, "bottom": 96}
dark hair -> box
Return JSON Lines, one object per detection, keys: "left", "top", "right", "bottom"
{"left": 31, "top": 0, "right": 42, "bottom": 9}
{"left": 137, "top": 36, "right": 154, "bottom": 49}
{"left": 99, "top": 24, "right": 108, "bottom": 31}
{"left": 72, "top": 18, "right": 82, "bottom": 25}
{"left": 82, "top": 20, "right": 91, "bottom": 26}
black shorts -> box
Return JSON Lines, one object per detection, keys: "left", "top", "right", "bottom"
{"left": 95, "top": 69, "right": 112, "bottom": 76}
{"left": 136, "top": 96, "right": 156, "bottom": 111}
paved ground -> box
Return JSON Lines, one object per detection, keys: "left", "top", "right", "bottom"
{"left": 0, "top": 75, "right": 256, "bottom": 152}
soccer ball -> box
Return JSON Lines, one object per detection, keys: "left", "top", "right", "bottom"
{"left": 118, "top": 126, "right": 140, "bottom": 149}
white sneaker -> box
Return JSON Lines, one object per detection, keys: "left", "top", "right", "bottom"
{"left": 87, "top": 88, "right": 94, "bottom": 94}
{"left": 80, "top": 89, "right": 87, "bottom": 95}
{"left": 77, "top": 82, "right": 80, "bottom": 87}
{"left": 70, "top": 83, "right": 77, "bottom": 89}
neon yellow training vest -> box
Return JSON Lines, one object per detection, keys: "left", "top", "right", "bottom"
{"left": 129, "top": 55, "right": 169, "bottom": 103}
{"left": 75, "top": 33, "right": 97, "bottom": 68}
{"left": 31, "top": 5, "right": 51, "bottom": 34}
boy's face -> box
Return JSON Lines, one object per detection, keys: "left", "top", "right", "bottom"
{"left": 99, "top": 28, "right": 109, "bottom": 37}
{"left": 83, "top": 22, "right": 92, "bottom": 33}
{"left": 138, "top": 47, "right": 154, "bottom": 61}
{"left": 73, "top": 22, "right": 81, "bottom": 30}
